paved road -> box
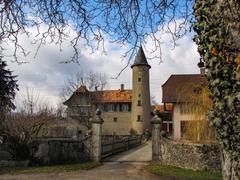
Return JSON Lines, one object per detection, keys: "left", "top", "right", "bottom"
{"left": 0, "top": 141, "right": 175, "bottom": 180}
{"left": 103, "top": 140, "right": 152, "bottom": 163}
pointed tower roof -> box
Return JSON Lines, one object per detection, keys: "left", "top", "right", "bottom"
{"left": 131, "top": 46, "right": 151, "bottom": 69}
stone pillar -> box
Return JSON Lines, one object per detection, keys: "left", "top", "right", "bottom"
{"left": 91, "top": 109, "right": 104, "bottom": 162}
{"left": 151, "top": 109, "right": 163, "bottom": 163}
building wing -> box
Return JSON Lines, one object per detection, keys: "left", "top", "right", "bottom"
{"left": 162, "top": 74, "right": 208, "bottom": 103}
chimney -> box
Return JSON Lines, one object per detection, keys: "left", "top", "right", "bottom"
{"left": 198, "top": 59, "right": 205, "bottom": 75}
{"left": 120, "top": 84, "right": 124, "bottom": 91}
{"left": 200, "top": 67, "right": 205, "bottom": 75}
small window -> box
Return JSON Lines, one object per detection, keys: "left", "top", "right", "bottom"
{"left": 138, "top": 72, "right": 142, "bottom": 83}
{"left": 138, "top": 94, "right": 141, "bottom": 97}
{"left": 104, "top": 103, "right": 117, "bottom": 112}
{"left": 113, "top": 117, "right": 117, "bottom": 122}
{"left": 120, "top": 103, "right": 131, "bottom": 112}
{"left": 122, "top": 104, "right": 129, "bottom": 112}
{"left": 137, "top": 115, "right": 142, "bottom": 122}
{"left": 104, "top": 104, "right": 108, "bottom": 112}
{"left": 128, "top": 104, "right": 131, "bottom": 112}
{"left": 137, "top": 100, "right": 141, "bottom": 106}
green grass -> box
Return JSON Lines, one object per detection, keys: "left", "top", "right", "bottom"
{"left": 146, "top": 164, "right": 222, "bottom": 180}
{"left": 0, "top": 162, "right": 101, "bottom": 175}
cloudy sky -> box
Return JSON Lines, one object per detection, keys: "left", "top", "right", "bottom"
{"left": 3, "top": 24, "right": 200, "bottom": 108}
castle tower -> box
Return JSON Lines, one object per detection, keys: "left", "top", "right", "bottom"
{"left": 131, "top": 46, "right": 151, "bottom": 134}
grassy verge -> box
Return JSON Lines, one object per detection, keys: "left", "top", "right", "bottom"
{"left": 146, "top": 164, "right": 222, "bottom": 180}
{"left": 0, "top": 162, "right": 101, "bottom": 175}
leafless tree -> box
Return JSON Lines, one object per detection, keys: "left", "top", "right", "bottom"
{"left": 55, "top": 101, "right": 67, "bottom": 119}
{"left": 0, "top": 87, "right": 55, "bottom": 160}
{"left": 0, "top": 112, "right": 53, "bottom": 160}
{"left": 60, "top": 70, "right": 108, "bottom": 101}
{"left": 0, "top": 0, "right": 192, "bottom": 69}
{"left": 151, "top": 95, "right": 158, "bottom": 105}
{"left": 18, "top": 88, "right": 53, "bottom": 115}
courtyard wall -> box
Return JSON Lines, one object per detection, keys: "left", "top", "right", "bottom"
{"left": 160, "top": 138, "right": 221, "bottom": 171}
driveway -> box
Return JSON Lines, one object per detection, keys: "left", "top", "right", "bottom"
{"left": 0, "top": 141, "right": 175, "bottom": 180}
{"left": 103, "top": 140, "right": 152, "bottom": 163}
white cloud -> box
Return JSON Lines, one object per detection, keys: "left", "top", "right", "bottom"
{"left": 3, "top": 21, "right": 200, "bottom": 109}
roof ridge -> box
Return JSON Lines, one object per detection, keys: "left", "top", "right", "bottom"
{"left": 91, "top": 89, "right": 132, "bottom": 92}
{"left": 171, "top": 74, "right": 202, "bottom": 76}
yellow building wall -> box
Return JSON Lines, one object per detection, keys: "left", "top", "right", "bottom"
{"left": 102, "top": 112, "right": 132, "bottom": 135}
{"left": 173, "top": 104, "right": 195, "bottom": 141}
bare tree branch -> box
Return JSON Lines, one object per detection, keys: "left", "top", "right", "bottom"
{"left": 60, "top": 70, "right": 108, "bottom": 101}
{"left": 0, "top": 0, "right": 193, "bottom": 72}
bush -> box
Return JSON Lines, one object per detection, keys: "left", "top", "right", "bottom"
{"left": 0, "top": 113, "right": 53, "bottom": 161}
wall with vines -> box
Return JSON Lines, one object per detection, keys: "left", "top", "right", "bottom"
{"left": 193, "top": 0, "right": 240, "bottom": 169}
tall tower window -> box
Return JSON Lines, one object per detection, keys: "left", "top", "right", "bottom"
{"left": 137, "top": 115, "right": 142, "bottom": 122}
{"left": 138, "top": 72, "right": 142, "bottom": 83}
{"left": 137, "top": 100, "right": 141, "bottom": 106}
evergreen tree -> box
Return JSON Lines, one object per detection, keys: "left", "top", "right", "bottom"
{"left": 0, "top": 57, "right": 19, "bottom": 120}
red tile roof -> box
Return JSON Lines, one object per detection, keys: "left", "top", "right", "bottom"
{"left": 151, "top": 104, "right": 173, "bottom": 112}
{"left": 91, "top": 90, "right": 132, "bottom": 103}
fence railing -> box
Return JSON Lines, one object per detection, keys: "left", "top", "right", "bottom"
{"left": 101, "top": 135, "right": 143, "bottom": 159}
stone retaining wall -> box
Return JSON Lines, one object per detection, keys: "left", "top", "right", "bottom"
{"left": 34, "top": 139, "right": 90, "bottom": 165}
{"left": 0, "top": 139, "right": 90, "bottom": 167}
{"left": 160, "top": 138, "right": 221, "bottom": 171}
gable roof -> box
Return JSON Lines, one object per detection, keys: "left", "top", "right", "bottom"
{"left": 63, "top": 85, "right": 90, "bottom": 105}
{"left": 162, "top": 74, "right": 208, "bottom": 103}
{"left": 91, "top": 90, "right": 132, "bottom": 103}
{"left": 76, "top": 85, "right": 88, "bottom": 93}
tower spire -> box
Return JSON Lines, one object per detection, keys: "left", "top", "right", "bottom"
{"left": 131, "top": 46, "right": 151, "bottom": 68}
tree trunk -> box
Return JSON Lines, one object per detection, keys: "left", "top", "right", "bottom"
{"left": 221, "top": 149, "right": 240, "bottom": 180}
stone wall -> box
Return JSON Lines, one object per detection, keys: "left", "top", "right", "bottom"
{"left": 34, "top": 139, "right": 90, "bottom": 165}
{"left": 37, "top": 119, "right": 87, "bottom": 139}
{"left": 160, "top": 138, "right": 221, "bottom": 171}
{"left": 1, "top": 139, "right": 90, "bottom": 167}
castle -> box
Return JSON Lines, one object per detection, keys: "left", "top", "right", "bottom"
{"left": 63, "top": 46, "right": 151, "bottom": 135}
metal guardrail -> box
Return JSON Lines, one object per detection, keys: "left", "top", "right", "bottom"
{"left": 101, "top": 135, "right": 143, "bottom": 159}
